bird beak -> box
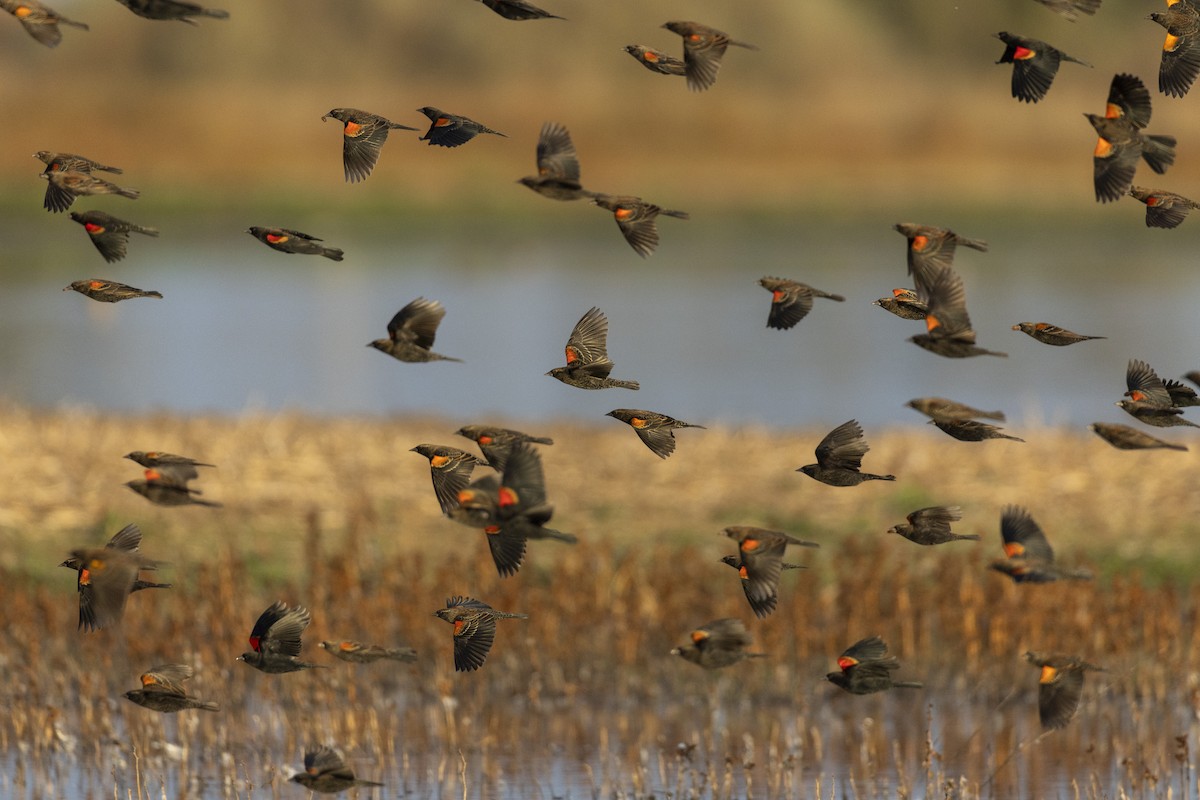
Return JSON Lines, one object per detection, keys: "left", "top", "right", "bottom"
{"left": 320, "top": 114, "right": 330, "bottom": 122}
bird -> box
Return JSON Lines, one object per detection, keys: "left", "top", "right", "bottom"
{"left": 63, "top": 545, "right": 162, "bottom": 631}
{"left": 64, "top": 279, "right": 161, "bottom": 303}
{"left": 410, "top": 444, "right": 485, "bottom": 515}
{"left": 124, "top": 664, "right": 218, "bottom": 713}
{"left": 124, "top": 451, "right": 214, "bottom": 484}
{"left": 872, "top": 288, "right": 928, "bottom": 321}
{"left": 246, "top": 227, "right": 344, "bottom": 261}
{"left": 1148, "top": 0, "right": 1200, "bottom": 98}
{"left": 1032, "top": 0, "right": 1100, "bottom": 22}
{"left": 605, "top": 409, "right": 705, "bottom": 459}
{"left": 929, "top": 419, "right": 1025, "bottom": 443}
{"left": 721, "top": 526, "right": 819, "bottom": 617}
{"left": 1085, "top": 73, "right": 1176, "bottom": 203}
{"left": 290, "top": 746, "right": 383, "bottom": 794}
{"left": 887, "top": 506, "right": 980, "bottom": 546}
{"left": 1089, "top": 422, "right": 1187, "bottom": 451}
{"left": 1012, "top": 322, "right": 1105, "bottom": 346}
{"left": 126, "top": 469, "right": 221, "bottom": 507}
{"left": 591, "top": 193, "right": 688, "bottom": 258}
{"left": 1024, "top": 652, "right": 1105, "bottom": 730}
{"left": 670, "top": 618, "right": 765, "bottom": 670}
{"left": 517, "top": 122, "right": 593, "bottom": 201}
{"left": 416, "top": 107, "right": 507, "bottom": 148}
{"left": 318, "top": 640, "right": 417, "bottom": 664}
{"left": 994, "top": 32, "right": 1091, "bottom": 103}
{"left": 474, "top": 0, "right": 562, "bottom": 21}
{"left": 35, "top": 151, "right": 121, "bottom": 212}
{"left": 797, "top": 420, "right": 895, "bottom": 486}
{"left": 1128, "top": 186, "right": 1200, "bottom": 228}
{"left": 661, "top": 20, "right": 758, "bottom": 92}
{"left": 1117, "top": 398, "right": 1200, "bottom": 428}
{"left": 454, "top": 425, "right": 553, "bottom": 472}
{"left": 1125, "top": 358, "right": 1199, "bottom": 408}
{"left": 990, "top": 505, "right": 1092, "bottom": 583}
{"left": 434, "top": 596, "right": 527, "bottom": 672}
{"left": 906, "top": 397, "right": 1005, "bottom": 422}
{"left": 321, "top": 108, "right": 417, "bottom": 183}
{"left": 112, "top": 0, "right": 228, "bottom": 23}
{"left": 624, "top": 44, "right": 687, "bottom": 77}
{"left": 42, "top": 170, "right": 138, "bottom": 213}
{"left": 546, "top": 306, "right": 640, "bottom": 390}
{"left": 0, "top": 0, "right": 87, "bottom": 47}
{"left": 238, "top": 601, "right": 322, "bottom": 674}
{"left": 61, "top": 524, "right": 170, "bottom": 631}
{"left": 69, "top": 211, "right": 158, "bottom": 263}
{"left": 368, "top": 298, "right": 462, "bottom": 363}
{"left": 893, "top": 223, "right": 987, "bottom": 289}
{"left": 758, "top": 277, "right": 845, "bottom": 330}
{"left": 826, "top": 636, "right": 923, "bottom": 694}
{"left": 909, "top": 265, "right": 1007, "bottom": 359}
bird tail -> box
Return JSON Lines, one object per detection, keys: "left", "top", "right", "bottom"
{"left": 1142, "top": 135, "right": 1177, "bottom": 174}
{"left": 613, "top": 379, "right": 640, "bottom": 390}
{"left": 661, "top": 209, "right": 690, "bottom": 220}
{"left": 958, "top": 236, "right": 989, "bottom": 252}
{"left": 1002, "top": 434, "right": 1026, "bottom": 442}
{"left": 144, "top": 291, "right": 164, "bottom": 299}
{"left": 1063, "top": 54, "right": 1093, "bottom": 68}
{"left": 894, "top": 681, "right": 924, "bottom": 689}
{"left": 199, "top": 701, "right": 220, "bottom": 712}
{"left": 63, "top": 17, "right": 89, "bottom": 30}
{"left": 866, "top": 473, "right": 897, "bottom": 482}
{"left": 528, "top": 528, "right": 578, "bottom": 544}
{"left": 117, "top": 187, "right": 141, "bottom": 200}
{"left": 730, "top": 39, "right": 759, "bottom": 50}
{"left": 202, "top": 8, "right": 230, "bottom": 19}
{"left": 195, "top": 497, "right": 223, "bottom": 508}
{"left": 322, "top": 247, "right": 345, "bottom": 262}
{"left": 135, "top": 225, "right": 160, "bottom": 237}
{"left": 953, "top": 534, "right": 983, "bottom": 542}
{"left": 819, "top": 292, "right": 847, "bottom": 302}
{"left": 495, "top": 612, "right": 530, "bottom": 620}
{"left": 385, "top": 647, "right": 418, "bottom": 662}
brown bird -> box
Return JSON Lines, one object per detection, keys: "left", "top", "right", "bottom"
{"left": 1012, "top": 322, "right": 1105, "bottom": 346}
{"left": 434, "top": 596, "right": 527, "bottom": 672}
{"left": 591, "top": 193, "right": 689, "bottom": 258}
{"left": 238, "top": 601, "right": 322, "bottom": 674}
{"left": 126, "top": 468, "right": 221, "bottom": 507}
{"left": 929, "top": 419, "right": 1025, "bottom": 443}
{"left": 758, "top": 277, "right": 845, "bottom": 329}
{"left": 410, "top": 444, "right": 484, "bottom": 515}
{"left": 1033, "top": 0, "right": 1100, "bottom": 21}
{"left": 906, "top": 397, "right": 1005, "bottom": 422}
{"left": 113, "top": 0, "right": 228, "bottom": 23}
{"left": 991, "top": 505, "right": 1092, "bottom": 583}
{"left": 64, "top": 545, "right": 162, "bottom": 631}
{"left": 319, "top": 640, "right": 417, "bottom": 664}
{"left": 61, "top": 524, "right": 170, "bottom": 631}
{"left": 124, "top": 664, "right": 218, "bottom": 713}
{"left": 873, "top": 288, "right": 928, "bottom": 320}
{"left": 290, "top": 746, "right": 383, "bottom": 794}
{"left": 1024, "top": 652, "right": 1105, "bottom": 730}
{"left": 995, "top": 32, "right": 1091, "bottom": 103}
{"left": 65, "top": 279, "right": 161, "bottom": 303}
{"left": 246, "top": 227, "right": 343, "bottom": 261}
{"left": 798, "top": 419, "right": 895, "bottom": 486}
{"left": 475, "top": 0, "right": 561, "bottom": 19}
{"left": 0, "top": 0, "right": 87, "bottom": 47}
{"left": 42, "top": 170, "right": 138, "bottom": 213}
{"left": 605, "top": 409, "right": 705, "bottom": 459}
{"left": 910, "top": 265, "right": 1008, "bottom": 358}
{"left": 893, "top": 223, "right": 987, "bottom": 290}
{"left": 671, "top": 618, "right": 765, "bottom": 670}
{"left": 662, "top": 20, "right": 758, "bottom": 92}
{"left": 368, "top": 297, "right": 462, "bottom": 363}
{"left": 1149, "top": 0, "right": 1200, "bottom": 98}
{"left": 1089, "top": 421, "right": 1187, "bottom": 451}
{"left": 124, "top": 450, "right": 213, "bottom": 484}
{"left": 36, "top": 151, "right": 121, "bottom": 211}
{"left": 1116, "top": 398, "right": 1200, "bottom": 427}
{"left": 624, "top": 44, "right": 687, "bottom": 76}
{"left": 1085, "top": 73, "right": 1175, "bottom": 203}
{"left": 69, "top": 211, "right": 158, "bottom": 263}
{"left": 546, "top": 306, "right": 640, "bottom": 390}
{"left": 417, "top": 106, "right": 506, "bottom": 148}
{"left": 321, "top": 108, "right": 418, "bottom": 183}
{"left": 1125, "top": 358, "right": 1199, "bottom": 407}
{"left": 826, "top": 636, "right": 923, "bottom": 694}
{"left": 454, "top": 425, "right": 553, "bottom": 472}
{"left": 1128, "top": 185, "right": 1200, "bottom": 228}
{"left": 887, "top": 506, "right": 980, "bottom": 546}
{"left": 721, "top": 526, "right": 818, "bottom": 618}
{"left": 518, "top": 122, "right": 593, "bottom": 201}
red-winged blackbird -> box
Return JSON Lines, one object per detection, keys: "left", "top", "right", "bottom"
{"left": 873, "top": 288, "right": 928, "bottom": 320}
{"left": 721, "top": 526, "right": 818, "bottom": 618}
{"left": 1024, "top": 651, "right": 1105, "bottom": 730}
{"left": 454, "top": 425, "right": 553, "bottom": 472}
{"left": 124, "top": 450, "right": 213, "bottom": 484}
{"left": 368, "top": 297, "right": 462, "bottom": 363}
{"left": 518, "top": 122, "right": 593, "bottom": 201}
{"left": 61, "top": 524, "right": 170, "bottom": 631}
{"left": 475, "top": 0, "right": 561, "bottom": 21}
{"left": 321, "top": 108, "right": 417, "bottom": 184}
{"left": 929, "top": 418, "right": 1025, "bottom": 443}
{"left": 1012, "top": 321, "right": 1105, "bottom": 346}
{"left": 65, "top": 279, "right": 161, "bottom": 302}
{"left": 995, "top": 32, "right": 1091, "bottom": 103}
{"left": 1090, "top": 421, "right": 1187, "bottom": 450}
{"left": 69, "top": 211, "right": 158, "bottom": 263}
{"left": 417, "top": 107, "right": 506, "bottom": 148}
{"left": 758, "top": 277, "right": 845, "bottom": 329}
{"left": 65, "top": 545, "right": 162, "bottom": 631}
{"left": 893, "top": 223, "right": 987, "bottom": 290}
{"left": 546, "top": 306, "right": 639, "bottom": 389}
{"left": 36, "top": 151, "right": 121, "bottom": 211}
{"left": 1128, "top": 185, "right": 1200, "bottom": 228}
{"left": 798, "top": 420, "right": 895, "bottom": 486}
{"left": 1149, "top": 1, "right": 1200, "bottom": 98}
{"left": 1033, "top": 0, "right": 1100, "bottom": 21}
{"left": 42, "top": 170, "right": 138, "bottom": 213}
{"left": 910, "top": 265, "right": 1008, "bottom": 358}
{"left": 238, "top": 601, "right": 322, "bottom": 674}
{"left": 1086, "top": 74, "right": 1176, "bottom": 203}
{"left": 624, "top": 44, "right": 687, "bottom": 76}
{"left": 1117, "top": 398, "right": 1200, "bottom": 427}
{"left": 991, "top": 505, "right": 1092, "bottom": 583}
{"left": 290, "top": 746, "right": 383, "bottom": 793}
{"left": 246, "top": 227, "right": 343, "bottom": 261}
{"left": 671, "top": 618, "right": 765, "bottom": 669}
{"left": 662, "top": 21, "right": 758, "bottom": 92}
{"left": 826, "top": 636, "right": 923, "bottom": 694}
{"left": 887, "top": 506, "right": 980, "bottom": 545}
{"left": 1125, "top": 358, "right": 1199, "bottom": 407}
{"left": 591, "top": 193, "right": 688, "bottom": 258}
{"left": 434, "top": 596, "right": 527, "bottom": 672}
{"left": 605, "top": 409, "right": 705, "bottom": 459}
{"left": 319, "top": 640, "right": 417, "bottom": 664}
{"left": 124, "top": 664, "right": 218, "bottom": 712}
{"left": 411, "top": 444, "right": 484, "bottom": 515}
{"left": 1, "top": 0, "right": 87, "bottom": 47}
{"left": 126, "top": 469, "right": 221, "bottom": 507}
{"left": 113, "top": 0, "right": 228, "bottom": 23}
{"left": 906, "top": 397, "right": 1005, "bottom": 422}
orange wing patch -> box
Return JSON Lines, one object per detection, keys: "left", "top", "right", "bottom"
{"left": 1003, "top": 542, "right": 1025, "bottom": 558}
{"left": 14, "top": 5, "right": 32, "bottom": 17}
{"left": 691, "top": 629, "right": 709, "bottom": 643}
{"left": 497, "top": 487, "right": 518, "bottom": 507}
{"left": 836, "top": 656, "right": 857, "bottom": 670}
{"left": 565, "top": 346, "right": 580, "bottom": 364}
{"left": 1039, "top": 665, "right": 1058, "bottom": 684}
{"left": 89, "top": 280, "right": 104, "bottom": 289}
{"left": 741, "top": 537, "right": 761, "bottom": 552}
{"left": 453, "top": 619, "right": 465, "bottom": 635}
{"left": 772, "top": 290, "right": 785, "bottom": 302}
{"left": 435, "top": 117, "right": 452, "bottom": 127}
{"left": 266, "top": 233, "right": 288, "bottom": 244}
{"left": 1013, "top": 46, "right": 1035, "bottom": 60}
{"left": 1104, "top": 102, "right": 1121, "bottom": 119}
{"left": 1165, "top": 33, "right": 1181, "bottom": 54}
{"left": 645, "top": 52, "right": 660, "bottom": 63}
{"left": 477, "top": 435, "right": 493, "bottom": 445}
{"left": 738, "top": 566, "right": 749, "bottom": 580}
{"left": 910, "top": 234, "right": 928, "bottom": 252}
{"left": 343, "top": 121, "right": 362, "bottom": 137}
{"left": 1094, "top": 138, "right": 1114, "bottom": 158}
{"left": 614, "top": 208, "right": 635, "bottom": 221}
{"left": 339, "top": 642, "right": 356, "bottom": 651}
{"left": 925, "top": 314, "right": 942, "bottom": 333}
{"left": 630, "top": 417, "right": 647, "bottom": 428}
{"left": 84, "top": 223, "right": 105, "bottom": 234}
{"left": 430, "top": 454, "right": 450, "bottom": 468}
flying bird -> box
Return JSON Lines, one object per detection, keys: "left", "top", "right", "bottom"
{"left": 322, "top": 108, "right": 418, "bottom": 183}
{"left": 605, "top": 409, "right": 705, "bottom": 459}
{"left": 518, "top": 122, "right": 593, "bottom": 201}
{"left": 433, "top": 596, "right": 527, "bottom": 672}
{"left": 70, "top": 211, "right": 158, "bottom": 263}
{"left": 1085, "top": 73, "right": 1175, "bottom": 203}
{"left": 368, "top": 298, "right": 462, "bottom": 363}
{"left": 797, "top": 420, "right": 895, "bottom": 486}
{"left": 546, "top": 306, "right": 639, "bottom": 389}
{"left": 758, "top": 277, "right": 845, "bottom": 330}
{"left": 990, "top": 505, "right": 1092, "bottom": 583}
{"left": 994, "top": 32, "right": 1091, "bottom": 103}
{"left": 661, "top": 20, "right": 758, "bottom": 92}
{"left": 417, "top": 107, "right": 507, "bottom": 148}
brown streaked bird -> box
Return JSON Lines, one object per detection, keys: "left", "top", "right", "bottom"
{"left": 61, "top": 523, "right": 170, "bottom": 631}
{"left": 65, "top": 545, "right": 162, "bottom": 631}
{"left": 113, "top": 0, "right": 228, "bottom": 23}
{"left": 1125, "top": 358, "right": 1199, "bottom": 407}
{"left": 798, "top": 419, "right": 895, "bottom": 486}
{"left": 518, "top": 122, "right": 593, "bottom": 201}
{"left": 826, "top": 636, "right": 923, "bottom": 695}
{"left": 1116, "top": 398, "right": 1200, "bottom": 427}
{"left": 417, "top": 106, "right": 506, "bottom": 148}
{"left": 434, "top": 596, "right": 527, "bottom": 672}
{"left": 605, "top": 409, "right": 705, "bottom": 459}
{"left": 64, "top": 279, "right": 161, "bottom": 303}
{"left": 721, "top": 526, "right": 819, "bottom": 618}
{"left": 910, "top": 265, "right": 1007, "bottom": 359}
{"left": 238, "top": 601, "right": 322, "bottom": 674}
{"left": 36, "top": 151, "right": 121, "bottom": 212}
{"left": 0, "top": 0, "right": 87, "bottom": 47}
{"left": 246, "top": 227, "right": 343, "bottom": 261}
{"left": 758, "top": 277, "right": 845, "bottom": 330}
{"left": 321, "top": 108, "right": 417, "bottom": 184}
{"left": 624, "top": 44, "right": 687, "bottom": 76}
{"left": 671, "top": 618, "right": 765, "bottom": 670}
{"left": 873, "top": 288, "right": 928, "bottom": 320}
{"left": 1090, "top": 421, "right": 1187, "bottom": 451}
{"left": 887, "top": 506, "right": 980, "bottom": 546}
{"left": 124, "top": 451, "right": 213, "bottom": 484}
{"left": 368, "top": 297, "right": 462, "bottom": 363}
{"left": 410, "top": 444, "right": 484, "bottom": 515}
{"left": 994, "top": 32, "right": 1091, "bottom": 103}
{"left": 662, "top": 20, "right": 758, "bottom": 92}
{"left": 546, "top": 306, "right": 639, "bottom": 390}
{"left": 1085, "top": 73, "right": 1175, "bottom": 204}
{"left": 42, "top": 170, "right": 138, "bottom": 213}
{"left": 591, "top": 193, "right": 689, "bottom": 258}
{"left": 990, "top": 505, "right": 1092, "bottom": 583}
{"left": 69, "top": 211, "right": 158, "bottom": 263}
{"left": 476, "top": 0, "right": 561, "bottom": 20}
{"left": 929, "top": 419, "right": 1025, "bottom": 443}
{"left": 1149, "top": 1, "right": 1200, "bottom": 98}
{"left": 319, "top": 640, "right": 417, "bottom": 664}
{"left": 1128, "top": 185, "right": 1200, "bottom": 228}
{"left": 1012, "top": 322, "right": 1105, "bottom": 346}
{"left": 893, "top": 223, "right": 987, "bottom": 290}
{"left": 124, "top": 664, "right": 218, "bottom": 713}
{"left": 454, "top": 425, "right": 553, "bottom": 472}
{"left": 906, "top": 397, "right": 1005, "bottom": 422}
{"left": 290, "top": 746, "right": 383, "bottom": 794}
{"left": 126, "top": 468, "right": 222, "bottom": 507}
{"left": 1024, "top": 652, "right": 1105, "bottom": 730}
{"left": 1033, "top": 0, "right": 1100, "bottom": 21}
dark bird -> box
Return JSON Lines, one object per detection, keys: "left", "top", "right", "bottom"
{"left": 1032, "top": 0, "right": 1100, "bottom": 21}
{"left": 1024, "top": 652, "right": 1105, "bottom": 730}
{"left": 1012, "top": 322, "right": 1105, "bottom": 346}
{"left": 994, "top": 32, "right": 1091, "bottom": 103}
{"left": 1125, "top": 358, "right": 1199, "bottom": 407}
{"left": 910, "top": 265, "right": 1008, "bottom": 359}
{"left": 605, "top": 409, "right": 705, "bottom": 459}
{"left": 758, "top": 277, "right": 845, "bottom": 330}
{"left": 61, "top": 524, "right": 170, "bottom": 631}
{"left": 826, "top": 636, "right": 923, "bottom": 694}
{"left": 1128, "top": 185, "right": 1200, "bottom": 228}
{"left": 929, "top": 418, "right": 1025, "bottom": 443}
{"left": 290, "top": 746, "right": 383, "bottom": 794}
{"left": 124, "top": 451, "right": 213, "bottom": 484}
{"left": 319, "top": 640, "right": 417, "bottom": 664}
{"left": 69, "top": 211, "right": 158, "bottom": 263}
{"left": 417, "top": 107, "right": 506, "bottom": 148}
{"left": 1089, "top": 421, "right": 1187, "bottom": 451}
{"left": 238, "top": 601, "right": 322, "bottom": 674}
{"left": 410, "top": 444, "right": 484, "bottom": 515}
{"left": 475, "top": 0, "right": 562, "bottom": 21}
{"left": 906, "top": 397, "right": 1005, "bottom": 422}
{"left": 893, "top": 223, "right": 987, "bottom": 289}
{"left": 591, "top": 193, "right": 689, "bottom": 258}
{"left": 246, "top": 227, "right": 343, "bottom": 261}
{"left": 873, "top": 288, "right": 928, "bottom": 320}
{"left": 1117, "top": 398, "right": 1200, "bottom": 428}
{"left": 662, "top": 20, "right": 758, "bottom": 92}
{"left": 546, "top": 306, "right": 640, "bottom": 389}
{"left": 64, "top": 279, "right": 161, "bottom": 303}
{"left": 321, "top": 108, "right": 417, "bottom": 183}
{"left": 434, "top": 596, "right": 527, "bottom": 672}
{"left": 64, "top": 545, "right": 162, "bottom": 631}
{"left": 671, "top": 618, "right": 765, "bottom": 670}
{"left": 42, "top": 170, "right": 138, "bottom": 213}
{"left": 990, "top": 505, "right": 1092, "bottom": 583}
{"left": 518, "top": 122, "right": 593, "bottom": 201}
{"left": 1148, "top": 0, "right": 1200, "bottom": 98}
{"left": 721, "top": 526, "right": 818, "bottom": 618}
{"left": 887, "top": 506, "right": 980, "bottom": 546}
{"left": 126, "top": 469, "right": 221, "bottom": 507}
{"left": 368, "top": 297, "right": 462, "bottom": 363}
{"left": 112, "top": 0, "right": 228, "bottom": 23}
{"left": 35, "top": 151, "right": 121, "bottom": 212}
{"left": 0, "top": 0, "right": 87, "bottom": 47}
{"left": 454, "top": 425, "right": 553, "bottom": 472}
{"left": 124, "top": 664, "right": 218, "bottom": 713}
{"left": 624, "top": 44, "right": 687, "bottom": 76}
{"left": 1085, "top": 73, "right": 1176, "bottom": 203}
{"left": 797, "top": 419, "right": 895, "bottom": 486}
